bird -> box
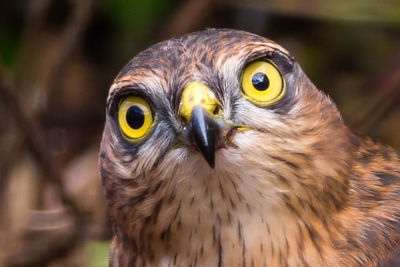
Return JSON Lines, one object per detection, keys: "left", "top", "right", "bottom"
{"left": 99, "top": 28, "right": 400, "bottom": 266}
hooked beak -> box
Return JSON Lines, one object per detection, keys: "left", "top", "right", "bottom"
{"left": 179, "top": 82, "right": 249, "bottom": 168}
{"left": 183, "top": 106, "right": 225, "bottom": 168}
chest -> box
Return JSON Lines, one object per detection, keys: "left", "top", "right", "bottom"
{"left": 128, "top": 183, "right": 339, "bottom": 267}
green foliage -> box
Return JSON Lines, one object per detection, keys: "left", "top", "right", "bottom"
{"left": 88, "top": 241, "right": 110, "bottom": 267}
{"left": 100, "top": 0, "right": 179, "bottom": 31}
{"left": 0, "top": 24, "right": 21, "bottom": 70}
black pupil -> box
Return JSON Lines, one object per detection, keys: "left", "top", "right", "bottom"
{"left": 252, "top": 72, "right": 269, "bottom": 91}
{"left": 126, "top": 106, "right": 145, "bottom": 129}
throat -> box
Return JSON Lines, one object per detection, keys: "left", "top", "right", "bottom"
{"left": 134, "top": 195, "right": 321, "bottom": 266}
{"left": 126, "top": 170, "right": 321, "bottom": 266}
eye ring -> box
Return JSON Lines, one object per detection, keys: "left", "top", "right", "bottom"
{"left": 241, "top": 59, "right": 286, "bottom": 106}
{"left": 118, "top": 96, "right": 154, "bottom": 141}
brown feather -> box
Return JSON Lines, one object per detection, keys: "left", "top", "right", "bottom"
{"left": 100, "top": 29, "right": 400, "bottom": 266}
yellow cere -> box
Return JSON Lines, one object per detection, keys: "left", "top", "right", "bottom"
{"left": 179, "top": 82, "right": 220, "bottom": 121}
{"left": 118, "top": 96, "right": 153, "bottom": 141}
{"left": 241, "top": 59, "right": 285, "bottom": 105}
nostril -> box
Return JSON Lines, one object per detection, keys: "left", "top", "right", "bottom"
{"left": 180, "top": 115, "right": 188, "bottom": 124}
{"left": 213, "top": 105, "right": 220, "bottom": 115}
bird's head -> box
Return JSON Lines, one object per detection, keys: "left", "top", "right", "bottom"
{"left": 100, "top": 29, "right": 355, "bottom": 227}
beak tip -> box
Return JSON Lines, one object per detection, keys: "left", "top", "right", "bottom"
{"left": 206, "top": 157, "right": 215, "bottom": 169}
{"left": 185, "top": 106, "right": 220, "bottom": 169}
{"left": 199, "top": 146, "right": 215, "bottom": 169}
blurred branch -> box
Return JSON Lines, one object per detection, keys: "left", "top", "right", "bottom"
{"left": 0, "top": 134, "right": 21, "bottom": 229}
{"left": 16, "top": 0, "right": 93, "bottom": 112}
{"left": 0, "top": 0, "right": 94, "bottom": 265}
{"left": 218, "top": 0, "right": 400, "bottom": 25}
{"left": 159, "top": 0, "right": 215, "bottom": 40}
{"left": 7, "top": 223, "right": 82, "bottom": 267}
{"left": 0, "top": 0, "right": 94, "bottom": 213}
{"left": 43, "top": 0, "right": 93, "bottom": 96}
{"left": 15, "top": 0, "right": 52, "bottom": 83}
{"left": 0, "top": 68, "right": 81, "bottom": 218}
{"left": 350, "top": 51, "right": 400, "bottom": 132}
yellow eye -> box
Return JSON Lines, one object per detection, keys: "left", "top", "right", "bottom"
{"left": 241, "top": 59, "right": 285, "bottom": 105}
{"left": 118, "top": 96, "right": 153, "bottom": 141}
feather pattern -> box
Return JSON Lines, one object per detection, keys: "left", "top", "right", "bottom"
{"left": 100, "top": 29, "right": 400, "bottom": 266}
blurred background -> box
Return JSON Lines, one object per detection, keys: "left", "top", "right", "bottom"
{"left": 0, "top": 0, "right": 400, "bottom": 266}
